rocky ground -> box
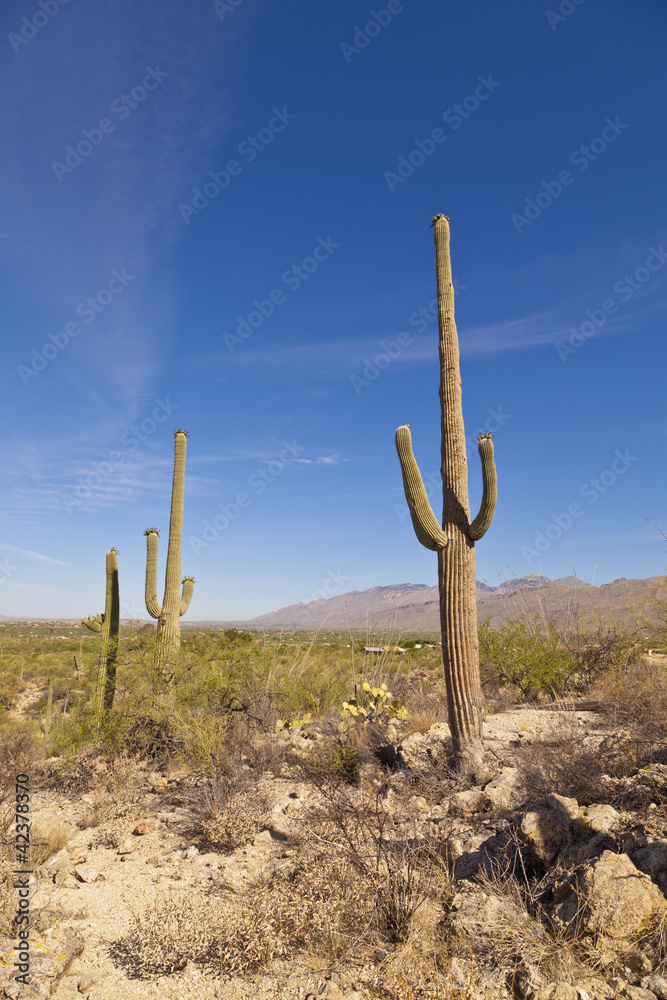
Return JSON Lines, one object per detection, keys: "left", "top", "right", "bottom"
{"left": 2, "top": 698, "right": 667, "bottom": 1000}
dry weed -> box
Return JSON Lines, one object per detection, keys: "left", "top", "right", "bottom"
{"left": 512, "top": 728, "right": 611, "bottom": 805}
{"left": 75, "top": 752, "right": 148, "bottom": 844}
{"left": 195, "top": 777, "right": 272, "bottom": 853}
{"left": 115, "top": 846, "right": 372, "bottom": 976}
{"left": 295, "top": 775, "right": 454, "bottom": 951}
{"left": 27, "top": 817, "right": 71, "bottom": 866}
{"left": 474, "top": 844, "right": 588, "bottom": 988}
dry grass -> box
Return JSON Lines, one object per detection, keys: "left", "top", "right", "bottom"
{"left": 27, "top": 817, "right": 71, "bottom": 866}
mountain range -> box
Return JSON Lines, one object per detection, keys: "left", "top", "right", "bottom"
{"left": 228, "top": 573, "right": 665, "bottom": 633}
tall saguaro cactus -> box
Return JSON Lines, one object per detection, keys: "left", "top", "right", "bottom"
{"left": 145, "top": 430, "right": 195, "bottom": 682}
{"left": 83, "top": 548, "right": 120, "bottom": 724}
{"left": 395, "top": 215, "right": 497, "bottom": 779}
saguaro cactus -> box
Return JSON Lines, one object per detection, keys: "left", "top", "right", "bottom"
{"left": 83, "top": 548, "right": 120, "bottom": 724}
{"left": 144, "top": 430, "right": 195, "bottom": 682}
{"left": 395, "top": 215, "right": 497, "bottom": 779}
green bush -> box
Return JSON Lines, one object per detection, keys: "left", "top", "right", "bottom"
{"left": 479, "top": 615, "right": 580, "bottom": 701}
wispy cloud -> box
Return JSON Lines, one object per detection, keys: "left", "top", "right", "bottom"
{"left": 0, "top": 544, "right": 73, "bottom": 566}
{"left": 1, "top": 2, "right": 245, "bottom": 408}
{"left": 296, "top": 453, "right": 346, "bottom": 465}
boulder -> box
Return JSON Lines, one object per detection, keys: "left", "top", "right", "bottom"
{"left": 449, "top": 789, "right": 492, "bottom": 816}
{"left": 73, "top": 865, "right": 104, "bottom": 883}
{"left": 617, "top": 987, "right": 660, "bottom": 999}
{"left": 483, "top": 766, "right": 524, "bottom": 810}
{"left": 532, "top": 984, "right": 579, "bottom": 1000}
{"left": 641, "top": 974, "right": 667, "bottom": 999}
{"left": 549, "top": 850, "right": 667, "bottom": 941}
{"left": 578, "top": 803, "right": 620, "bottom": 837}
{"left": 0, "top": 926, "right": 83, "bottom": 999}
{"left": 632, "top": 840, "right": 667, "bottom": 895}
{"left": 520, "top": 794, "right": 581, "bottom": 863}
{"left": 133, "top": 819, "right": 159, "bottom": 835}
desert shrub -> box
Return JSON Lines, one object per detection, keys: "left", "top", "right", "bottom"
{"left": 295, "top": 774, "right": 453, "bottom": 947}
{"left": 511, "top": 724, "right": 613, "bottom": 805}
{"left": 560, "top": 612, "right": 643, "bottom": 683}
{"left": 479, "top": 615, "right": 580, "bottom": 701}
{"left": 591, "top": 651, "right": 667, "bottom": 769}
{"left": 0, "top": 729, "right": 45, "bottom": 845}
{"left": 193, "top": 774, "right": 272, "bottom": 853}
{"left": 638, "top": 573, "right": 667, "bottom": 652}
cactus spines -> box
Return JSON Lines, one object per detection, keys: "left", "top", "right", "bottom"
{"left": 395, "top": 215, "right": 498, "bottom": 779}
{"left": 144, "top": 431, "right": 194, "bottom": 682}
{"left": 83, "top": 548, "right": 119, "bottom": 725}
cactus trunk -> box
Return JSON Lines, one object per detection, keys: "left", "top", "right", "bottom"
{"left": 83, "top": 548, "right": 119, "bottom": 726}
{"left": 395, "top": 215, "right": 497, "bottom": 780}
{"left": 145, "top": 431, "right": 194, "bottom": 684}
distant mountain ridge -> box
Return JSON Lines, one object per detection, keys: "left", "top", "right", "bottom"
{"left": 241, "top": 573, "right": 664, "bottom": 632}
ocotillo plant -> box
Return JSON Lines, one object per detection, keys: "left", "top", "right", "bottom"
{"left": 395, "top": 214, "right": 497, "bottom": 779}
{"left": 144, "top": 430, "right": 195, "bottom": 683}
{"left": 82, "top": 548, "right": 120, "bottom": 724}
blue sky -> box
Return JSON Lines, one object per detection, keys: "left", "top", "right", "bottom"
{"left": 1, "top": 0, "right": 666, "bottom": 621}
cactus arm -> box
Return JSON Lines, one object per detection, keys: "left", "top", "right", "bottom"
{"left": 395, "top": 425, "right": 448, "bottom": 551}
{"left": 144, "top": 529, "right": 162, "bottom": 619}
{"left": 82, "top": 614, "right": 103, "bottom": 633}
{"left": 180, "top": 577, "right": 195, "bottom": 616}
{"left": 468, "top": 436, "right": 497, "bottom": 542}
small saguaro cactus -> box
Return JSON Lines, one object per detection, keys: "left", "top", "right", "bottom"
{"left": 82, "top": 548, "right": 120, "bottom": 724}
{"left": 144, "top": 430, "right": 195, "bottom": 682}
{"left": 395, "top": 215, "right": 498, "bottom": 780}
